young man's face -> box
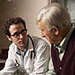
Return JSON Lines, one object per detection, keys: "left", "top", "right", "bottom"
{"left": 7, "top": 23, "right": 27, "bottom": 50}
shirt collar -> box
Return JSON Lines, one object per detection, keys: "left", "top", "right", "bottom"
{"left": 15, "top": 36, "right": 34, "bottom": 56}
{"left": 54, "top": 24, "right": 75, "bottom": 53}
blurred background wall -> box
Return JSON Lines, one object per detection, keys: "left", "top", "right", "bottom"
{"left": 0, "top": 0, "right": 75, "bottom": 53}
{"left": 0, "top": 0, "right": 47, "bottom": 53}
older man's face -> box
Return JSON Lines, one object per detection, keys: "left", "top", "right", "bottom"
{"left": 38, "top": 21, "right": 58, "bottom": 44}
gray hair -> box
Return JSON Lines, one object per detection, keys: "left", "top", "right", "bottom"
{"left": 37, "top": 3, "right": 71, "bottom": 30}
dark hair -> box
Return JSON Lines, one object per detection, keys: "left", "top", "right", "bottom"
{"left": 4, "top": 17, "right": 27, "bottom": 37}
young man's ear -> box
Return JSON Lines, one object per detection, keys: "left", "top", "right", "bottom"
{"left": 6, "top": 35, "right": 12, "bottom": 41}
{"left": 52, "top": 26, "right": 59, "bottom": 35}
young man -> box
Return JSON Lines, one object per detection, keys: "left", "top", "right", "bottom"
{"left": 0, "top": 17, "right": 50, "bottom": 75}
{"left": 37, "top": 3, "right": 75, "bottom": 75}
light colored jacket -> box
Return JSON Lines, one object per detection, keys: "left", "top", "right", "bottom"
{"left": 0, "top": 36, "right": 50, "bottom": 75}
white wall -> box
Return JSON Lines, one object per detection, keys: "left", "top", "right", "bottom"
{"left": 0, "top": 0, "right": 47, "bottom": 52}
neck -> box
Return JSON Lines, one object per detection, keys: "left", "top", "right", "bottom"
{"left": 18, "top": 47, "right": 25, "bottom": 52}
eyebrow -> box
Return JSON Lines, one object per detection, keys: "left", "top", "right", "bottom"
{"left": 11, "top": 29, "right": 25, "bottom": 36}
{"left": 13, "top": 32, "right": 18, "bottom": 35}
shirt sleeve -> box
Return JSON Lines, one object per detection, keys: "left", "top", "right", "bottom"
{"left": 0, "top": 45, "right": 18, "bottom": 75}
{"left": 30, "top": 39, "right": 50, "bottom": 75}
{"left": 46, "top": 58, "right": 56, "bottom": 75}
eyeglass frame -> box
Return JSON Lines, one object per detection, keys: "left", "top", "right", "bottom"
{"left": 10, "top": 29, "right": 27, "bottom": 38}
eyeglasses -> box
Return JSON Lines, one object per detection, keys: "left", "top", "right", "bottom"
{"left": 11, "top": 29, "right": 27, "bottom": 38}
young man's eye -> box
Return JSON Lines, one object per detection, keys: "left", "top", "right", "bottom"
{"left": 11, "top": 29, "right": 27, "bottom": 38}
{"left": 21, "top": 29, "right": 25, "bottom": 33}
{"left": 21, "top": 29, "right": 27, "bottom": 34}
{"left": 13, "top": 32, "right": 19, "bottom": 37}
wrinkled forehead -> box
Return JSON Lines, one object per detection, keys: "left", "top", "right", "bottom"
{"left": 9, "top": 23, "right": 25, "bottom": 34}
{"left": 38, "top": 21, "right": 50, "bottom": 31}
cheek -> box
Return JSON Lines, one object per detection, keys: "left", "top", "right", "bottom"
{"left": 43, "top": 31, "right": 50, "bottom": 39}
{"left": 24, "top": 34, "right": 27, "bottom": 39}
{"left": 41, "top": 31, "right": 45, "bottom": 37}
{"left": 13, "top": 39, "right": 18, "bottom": 43}
{"left": 45, "top": 32, "right": 53, "bottom": 42}
{"left": 11, "top": 38, "right": 19, "bottom": 46}
{"left": 45, "top": 31, "right": 50, "bottom": 37}
{"left": 22, "top": 34, "right": 28, "bottom": 42}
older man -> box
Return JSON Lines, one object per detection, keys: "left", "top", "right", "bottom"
{"left": 37, "top": 3, "right": 75, "bottom": 75}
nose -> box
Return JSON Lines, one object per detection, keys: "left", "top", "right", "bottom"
{"left": 19, "top": 34, "right": 23, "bottom": 38}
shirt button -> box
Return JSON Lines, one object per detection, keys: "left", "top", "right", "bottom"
{"left": 59, "top": 67, "right": 62, "bottom": 70}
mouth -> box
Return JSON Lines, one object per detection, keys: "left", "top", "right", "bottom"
{"left": 18, "top": 40, "right": 24, "bottom": 44}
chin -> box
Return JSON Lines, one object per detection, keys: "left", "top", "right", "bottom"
{"left": 18, "top": 43, "right": 25, "bottom": 47}
{"left": 47, "top": 39, "right": 53, "bottom": 44}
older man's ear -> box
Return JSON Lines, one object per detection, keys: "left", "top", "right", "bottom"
{"left": 51, "top": 26, "right": 59, "bottom": 35}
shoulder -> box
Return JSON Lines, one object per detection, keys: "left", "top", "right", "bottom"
{"left": 9, "top": 43, "right": 16, "bottom": 49}
{"left": 32, "top": 36, "right": 50, "bottom": 47}
{"left": 9, "top": 43, "right": 17, "bottom": 52}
